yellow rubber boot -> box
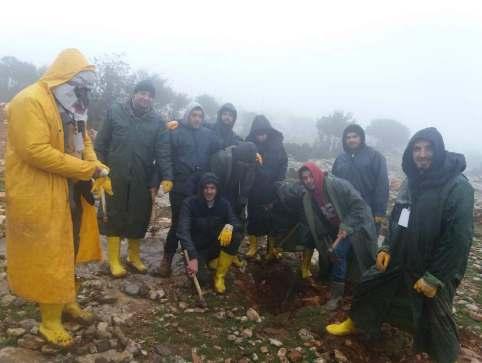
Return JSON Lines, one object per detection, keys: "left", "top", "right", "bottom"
{"left": 39, "top": 303, "right": 74, "bottom": 348}
{"left": 64, "top": 302, "right": 94, "bottom": 325}
{"left": 245, "top": 235, "right": 258, "bottom": 257}
{"left": 127, "top": 239, "right": 147, "bottom": 273}
{"left": 64, "top": 280, "right": 94, "bottom": 324}
{"left": 214, "top": 251, "right": 234, "bottom": 294}
{"left": 208, "top": 258, "right": 218, "bottom": 270}
{"left": 107, "top": 236, "right": 127, "bottom": 278}
{"left": 301, "top": 249, "right": 314, "bottom": 279}
{"left": 266, "top": 236, "right": 282, "bottom": 261}
{"left": 325, "top": 318, "right": 356, "bottom": 336}
{"left": 211, "top": 255, "right": 245, "bottom": 269}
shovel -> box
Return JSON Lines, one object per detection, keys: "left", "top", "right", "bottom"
{"left": 183, "top": 250, "right": 208, "bottom": 308}
{"left": 100, "top": 188, "right": 108, "bottom": 223}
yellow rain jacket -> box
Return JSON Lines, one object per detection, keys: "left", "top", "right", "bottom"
{"left": 5, "top": 49, "right": 99, "bottom": 304}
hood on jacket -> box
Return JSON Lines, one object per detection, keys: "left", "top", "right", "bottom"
{"left": 342, "top": 124, "right": 366, "bottom": 152}
{"left": 232, "top": 141, "right": 257, "bottom": 164}
{"left": 198, "top": 172, "right": 220, "bottom": 195}
{"left": 182, "top": 102, "right": 205, "bottom": 127}
{"left": 216, "top": 103, "right": 237, "bottom": 126}
{"left": 246, "top": 115, "right": 283, "bottom": 144}
{"left": 299, "top": 162, "right": 326, "bottom": 207}
{"left": 402, "top": 127, "right": 466, "bottom": 190}
{"left": 40, "top": 48, "right": 95, "bottom": 90}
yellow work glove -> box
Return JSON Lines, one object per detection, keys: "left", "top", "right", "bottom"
{"left": 256, "top": 153, "right": 263, "bottom": 165}
{"left": 413, "top": 278, "right": 438, "bottom": 298}
{"left": 375, "top": 250, "right": 390, "bottom": 272}
{"left": 91, "top": 176, "right": 113, "bottom": 196}
{"left": 374, "top": 216, "right": 385, "bottom": 224}
{"left": 161, "top": 180, "right": 173, "bottom": 193}
{"left": 166, "top": 120, "right": 179, "bottom": 130}
{"left": 218, "top": 224, "right": 234, "bottom": 246}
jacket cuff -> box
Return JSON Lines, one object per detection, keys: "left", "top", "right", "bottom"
{"left": 423, "top": 272, "right": 444, "bottom": 289}
{"left": 377, "top": 245, "right": 390, "bottom": 254}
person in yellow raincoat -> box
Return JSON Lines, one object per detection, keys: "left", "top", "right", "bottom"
{"left": 5, "top": 49, "right": 107, "bottom": 347}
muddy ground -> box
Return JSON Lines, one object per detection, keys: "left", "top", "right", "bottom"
{"left": 0, "top": 198, "right": 481, "bottom": 362}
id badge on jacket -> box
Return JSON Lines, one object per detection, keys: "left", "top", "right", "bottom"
{"left": 398, "top": 208, "right": 410, "bottom": 228}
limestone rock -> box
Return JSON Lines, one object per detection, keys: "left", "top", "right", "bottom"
{"left": 269, "top": 338, "right": 283, "bottom": 347}
{"left": 246, "top": 307, "right": 261, "bottom": 322}
{"left": 334, "top": 349, "right": 349, "bottom": 363}
{"left": 6, "top": 328, "right": 26, "bottom": 337}
{"left": 297, "top": 328, "right": 314, "bottom": 341}
{"left": 287, "top": 349, "right": 303, "bottom": 362}
{"left": 0, "top": 347, "right": 49, "bottom": 363}
{"left": 16, "top": 334, "right": 44, "bottom": 350}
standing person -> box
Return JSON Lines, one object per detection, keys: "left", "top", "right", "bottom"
{"left": 326, "top": 128, "right": 474, "bottom": 363}
{"left": 95, "top": 80, "right": 173, "bottom": 277}
{"left": 210, "top": 142, "right": 257, "bottom": 268}
{"left": 177, "top": 173, "right": 242, "bottom": 293}
{"left": 208, "top": 103, "right": 253, "bottom": 267}
{"left": 5, "top": 49, "right": 106, "bottom": 347}
{"left": 244, "top": 115, "right": 288, "bottom": 258}
{"left": 56, "top": 63, "right": 107, "bottom": 325}
{"left": 299, "top": 162, "right": 377, "bottom": 310}
{"left": 332, "top": 124, "right": 389, "bottom": 231}
{"left": 210, "top": 142, "right": 257, "bottom": 218}
{"left": 208, "top": 103, "right": 243, "bottom": 148}
{"left": 159, "top": 103, "right": 222, "bottom": 277}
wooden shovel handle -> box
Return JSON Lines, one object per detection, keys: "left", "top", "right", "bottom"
{"left": 183, "top": 250, "right": 204, "bottom": 301}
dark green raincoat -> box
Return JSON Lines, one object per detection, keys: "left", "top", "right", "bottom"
{"left": 95, "top": 100, "right": 172, "bottom": 238}
{"left": 303, "top": 173, "right": 377, "bottom": 280}
{"left": 349, "top": 127, "right": 474, "bottom": 363}
{"left": 272, "top": 168, "right": 377, "bottom": 281}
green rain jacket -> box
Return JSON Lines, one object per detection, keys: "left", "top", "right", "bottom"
{"left": 301, "top": 166, "right": 377, "bottom": 280}
{"left": 273, "top": 163, "right": 377, "bottom": 281}
{"left": 94, "top": 100, "right": 172, "bottom": 238}
{"left": 349, "top": 127, "right": 474, "bottom": 363}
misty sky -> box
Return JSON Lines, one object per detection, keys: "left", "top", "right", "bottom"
{"left": 1, "top": 0, "right": 481, "bottom": 152}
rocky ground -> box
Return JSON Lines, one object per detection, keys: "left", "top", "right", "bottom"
{"left": 0, "top": 175, "right": 481, "bottom": 362}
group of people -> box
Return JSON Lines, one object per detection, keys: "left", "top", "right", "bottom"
{"left": 3, "top": 49, "right": 475, "bottom": 363}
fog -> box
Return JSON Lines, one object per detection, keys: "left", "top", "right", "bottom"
{"left": 1, "top": 0, "right": 481, "bottom": 152}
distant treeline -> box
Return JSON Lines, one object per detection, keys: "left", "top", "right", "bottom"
{"left": 1, "top": 54, "right": 411, "bottom": 161}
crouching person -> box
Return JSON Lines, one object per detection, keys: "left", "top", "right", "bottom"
{"left": 177, "top": 173, "right": 242, "bottom": 294}
{"left": 299, "top": 162, "right": 377, "bottom": 310}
